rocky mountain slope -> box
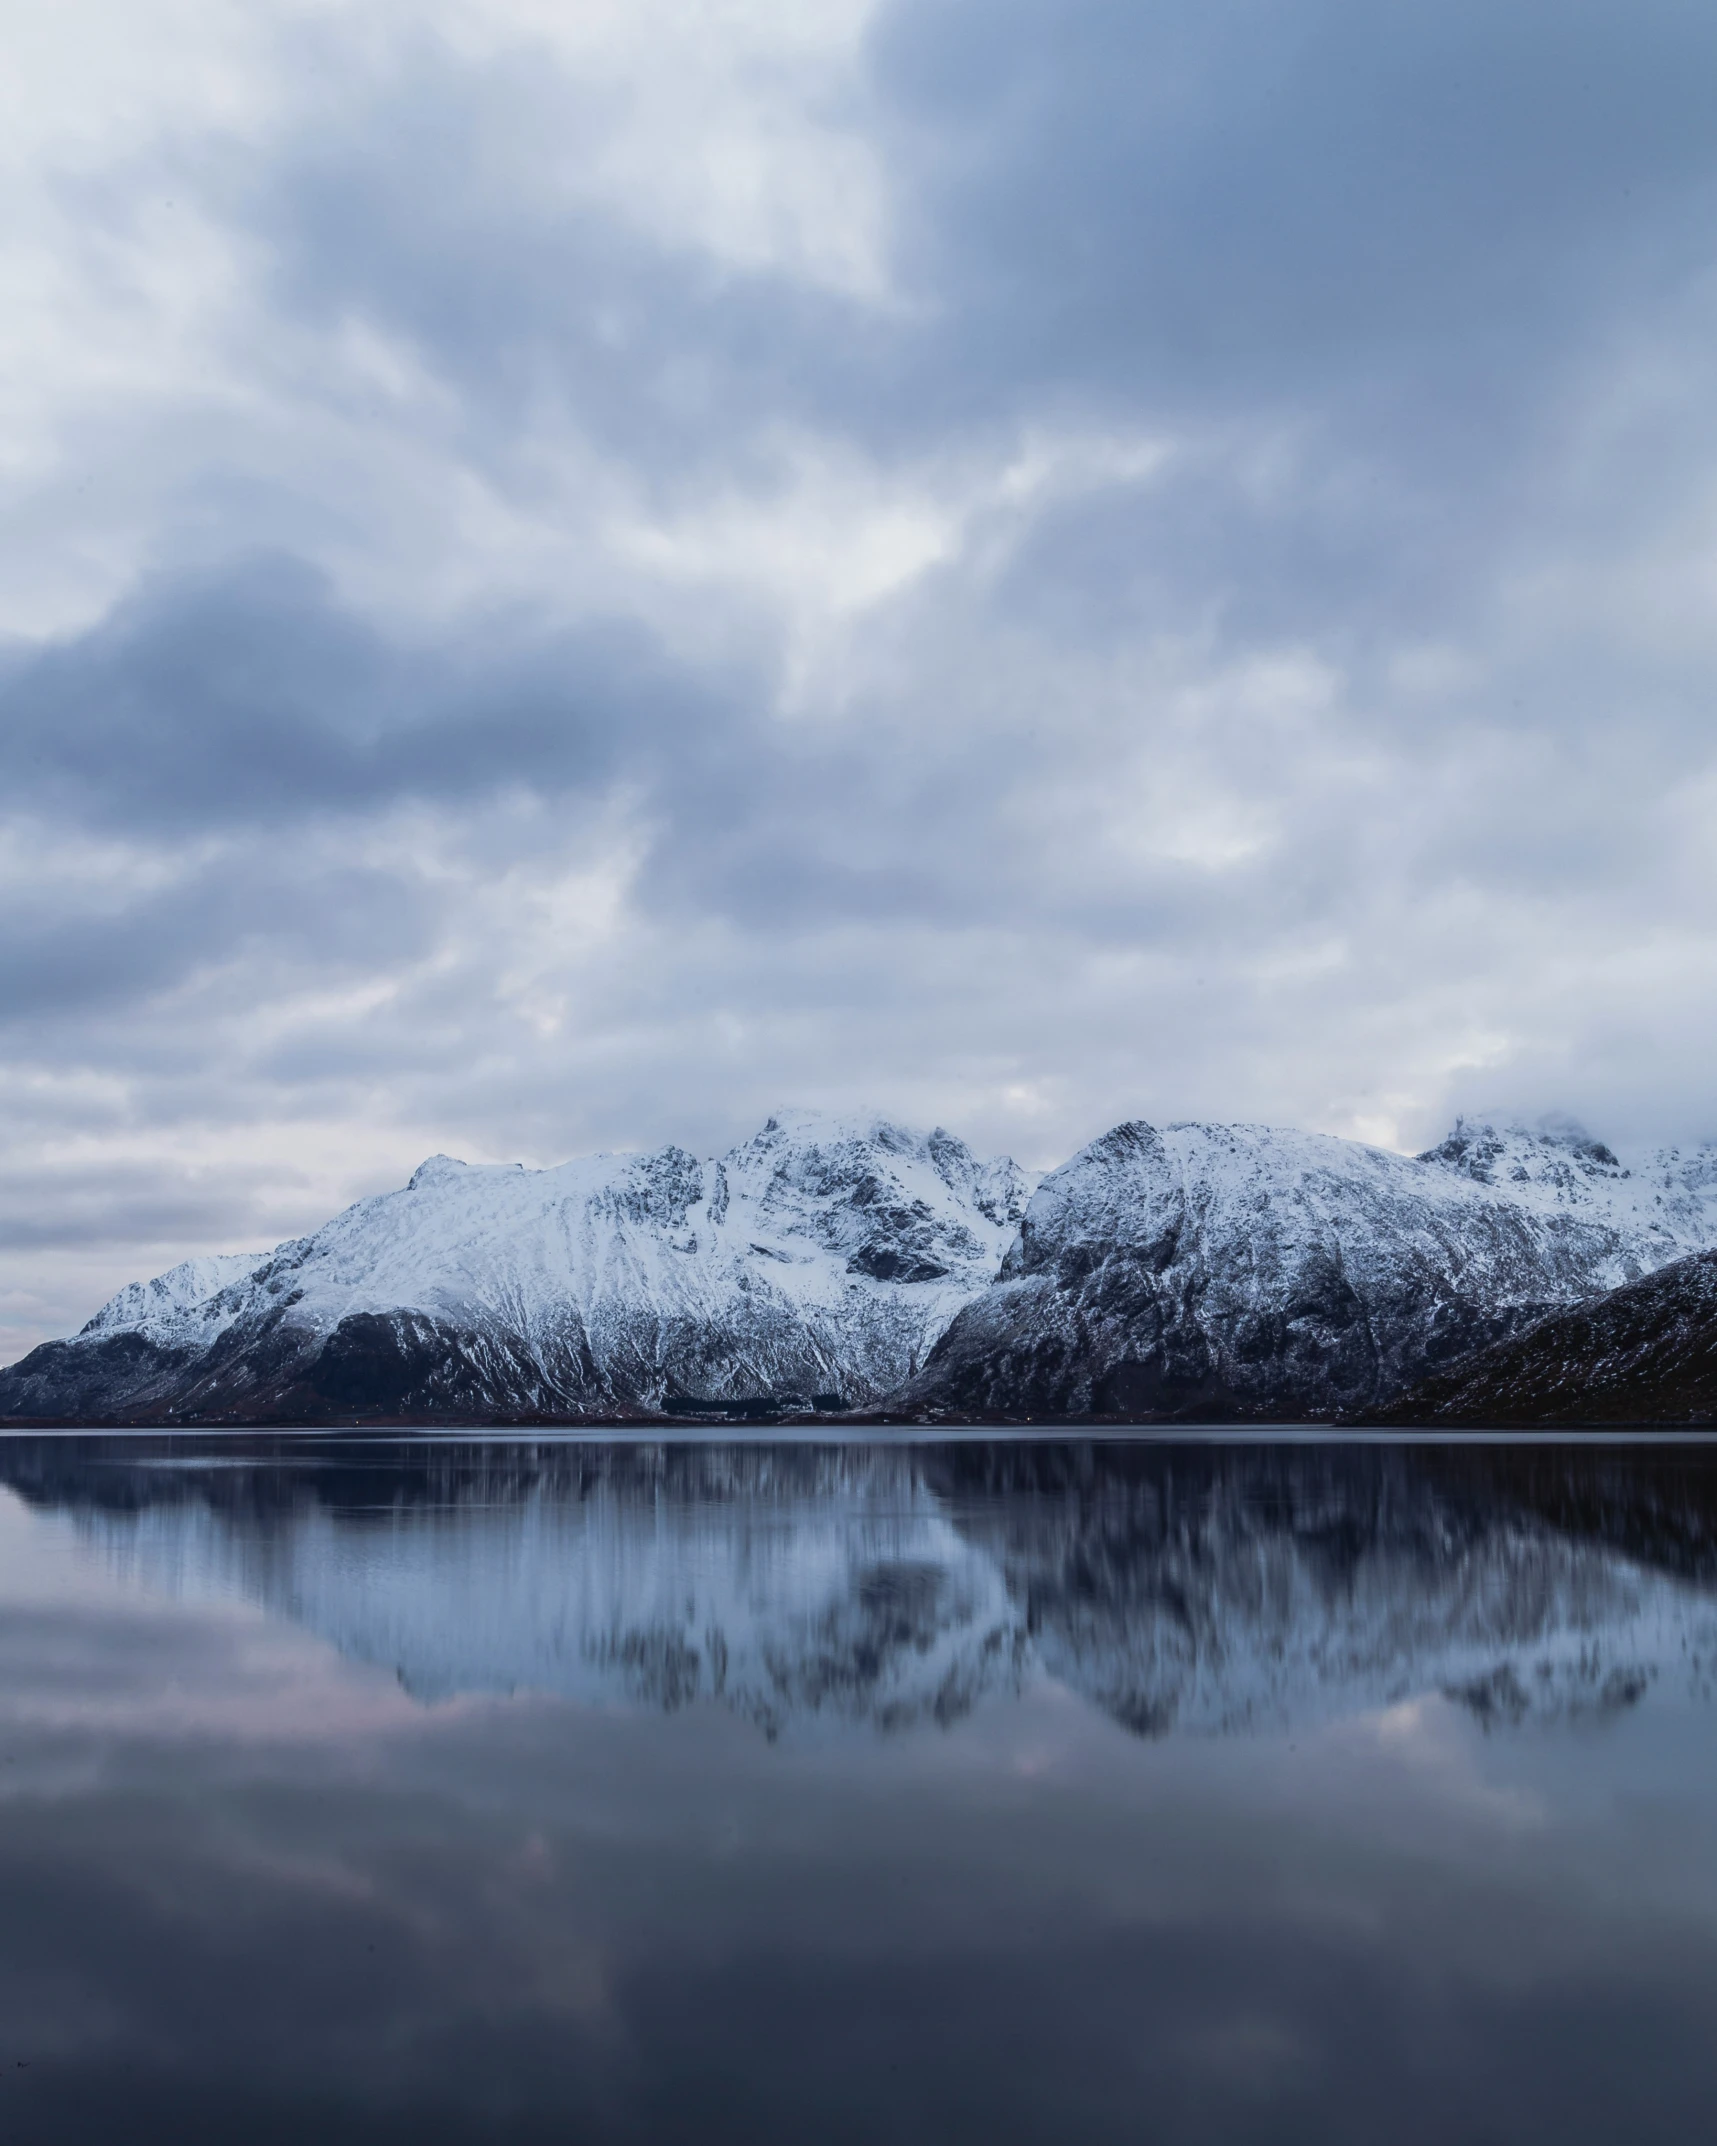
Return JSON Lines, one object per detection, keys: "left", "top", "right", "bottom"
{"left": 0, "top": 1112, "right": 1032, "bottom": 1424}
{"left": 902, "top": 1118, "right": 1717, "bottom": 1421}
{"left": 1379, "top": 1248, "right": 1717, "bottom": 1426}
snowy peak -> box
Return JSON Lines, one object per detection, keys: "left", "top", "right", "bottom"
{"left": 406, "top": 1154, "right": 471, "bottom": 1191}
{"left": 80, "top": 1253, "right": 267, "bottom": 1343}
{"left": 1006, "top": 1120, "right": 1178, "bottom": 1272}
{"left": 728, "top": 1112, "right": 1018, "bottom": 1285}
{"left": 971, "top": 1152, "right": 1036, "bottom": 1229}
{"left": 1420, "top": 1116, "right": 1625, "bottom": 1191}
{"left": 588, "top": 1146, "right": 706, "bottom": 1228}
{"left": 1420, "top": 1116, "right": 1717, "bottom": 1250}
{"left": 1009, "top": 1118, "right": 1459, "bottom": 1282}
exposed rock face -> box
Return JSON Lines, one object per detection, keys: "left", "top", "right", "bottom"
{"left": 1381, "top": 1248, "right": 1717, "bottom": 1426}
{"left": 0, "top": 1112, "right": 1032, "bottom": 1424}
{"left": 902, "top": 1119, "right": 1717, "bottom": 1421}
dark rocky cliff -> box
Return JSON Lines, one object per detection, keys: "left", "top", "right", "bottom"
{"left": 1377, "top": 1249, "right": 1717, "bottom": 1427}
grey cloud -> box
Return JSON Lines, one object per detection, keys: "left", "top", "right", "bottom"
{"left": 0, "top": 551, "right": 1107, "bottom": 953}
{"left": 0, "top": 525, "right": 1683, "bottom": 1057}
{"left": 875, "top": 0, "right": 1717, "bottom": 411}
{"left": 0, "top": 1166, "right": 260, "bottom": 1252}
{"left": 6, "top": 0, "right": 1717, "bottom": 1352}
{"left": 0, "top": 848, "right": 433, "bottom": 1027}
{"left": 229, "top": 1, "right": 1717, "bottom": 487}
{"left": 91, "top": 2, "right": 1717, "bottom": 709}
{"left": 856, "top": 0, "right": 1717, "bottom": 697}
{"left": 234, "top": 36, "right": 892, "bottom": 481}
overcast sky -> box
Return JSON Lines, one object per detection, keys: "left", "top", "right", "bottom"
{"left": 6, "top": 0, "right": 1717, "bottom": 1353}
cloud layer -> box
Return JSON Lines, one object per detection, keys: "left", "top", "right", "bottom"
{"left": 6, "top": 0, "right": 1717, "bottom": 1352}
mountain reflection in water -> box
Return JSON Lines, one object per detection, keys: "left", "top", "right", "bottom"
{"left": 5, "top": 1433, "right": 1717, "bottom": 2146}
{"left": 6, "top": 1435, "right": 1717, "bottom": 1740}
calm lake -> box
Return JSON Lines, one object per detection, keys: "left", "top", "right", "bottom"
{"left": 0, "top": 1432, "right": 1715, "bottom": 2144}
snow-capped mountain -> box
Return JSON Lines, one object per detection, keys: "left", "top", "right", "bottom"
{"left": 8, "top": 1438, "right": 1714, "bottom": 1741}
{"left": 7, "top": 1106, "right": 1716, "bottom": 1426}
{"left": 904, "top": 1116, "right": 1717, "bottom": 1420}
{"left": 0, "top": 1111, "right": 1033, "bottom": 1424}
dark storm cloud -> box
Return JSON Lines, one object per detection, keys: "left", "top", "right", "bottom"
{"left": 0, "top": 556, "right": 744, "bottom": 832}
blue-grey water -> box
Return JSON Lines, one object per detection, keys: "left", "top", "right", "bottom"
{"left": 1, "top": 1432, "right": 1716, "bottom": 2144}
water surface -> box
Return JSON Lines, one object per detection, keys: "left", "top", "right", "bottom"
{"left": 1, "top": 1432, "right": 1715, "bottom": 2143}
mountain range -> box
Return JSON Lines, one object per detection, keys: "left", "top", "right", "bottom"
{"left": 4, "top": 1107, "right": 1717, "bottom": 1425}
